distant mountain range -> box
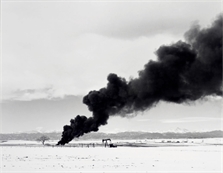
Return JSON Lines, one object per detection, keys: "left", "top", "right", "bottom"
{"left": 0, "top": 130, "right": 223, "bottom": 141}
{"left": 174, "top": 127, "right": 190, "bottom": 133}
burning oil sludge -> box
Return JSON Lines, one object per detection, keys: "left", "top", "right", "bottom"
{"left": 57, "top": 14, "right": 222, "bottom": 145}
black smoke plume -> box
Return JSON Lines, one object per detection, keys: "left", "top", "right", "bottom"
{"left": 57, "top": 15, "right": 222, "bottom": 145}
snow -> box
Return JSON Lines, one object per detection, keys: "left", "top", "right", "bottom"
{"left": 1, "top": 139, "right": 222, "bottom": 172}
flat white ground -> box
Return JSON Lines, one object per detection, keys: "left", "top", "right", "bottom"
{"left": 0, "top": 139, "right": 222, "bottom": 173}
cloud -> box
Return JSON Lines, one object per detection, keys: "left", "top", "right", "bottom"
{"left": 136, "top": 118, "right": 154, "bottom": 122}
{"left": 89, "top": 2, "right": 221, "bottom": 39}
{"left": 2, "top": 2, "right": 221, "bottom": 101}
{"left": 3, "top": 2, "right": 221, "bottom": 39}
{"left": 10, "top": 87, "right": 56, "bottom": 101}
{"left": 162, "top": 117, "right": 223, "bottom": 124}
{"left": 2, "top": 32, "right": 177, "bottom": 101}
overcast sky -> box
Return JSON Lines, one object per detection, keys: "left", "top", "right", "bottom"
{"left": 1, "top": 1, "right": 222, "bottom": 133}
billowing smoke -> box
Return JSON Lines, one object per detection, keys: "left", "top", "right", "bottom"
{"left": 57, "top": 15, "right": 222, "bottom": 145}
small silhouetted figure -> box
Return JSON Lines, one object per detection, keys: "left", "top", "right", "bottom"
{"left": 102, "top": 139, "right": 111, "bottom": 147}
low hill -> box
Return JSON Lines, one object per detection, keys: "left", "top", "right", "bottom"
{"left": 0, "top": 130, "right": 222, "bottom": 141}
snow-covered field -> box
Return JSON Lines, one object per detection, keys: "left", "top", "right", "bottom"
{"left": 0, "top": 138, "right": 222, "bottom": 173}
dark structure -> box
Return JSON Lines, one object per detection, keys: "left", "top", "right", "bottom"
{"left": 102, "top": 138, "right": 117, "bottom": 148}
{"left": 102, "top": 138, "right": 111, "bottom": 147}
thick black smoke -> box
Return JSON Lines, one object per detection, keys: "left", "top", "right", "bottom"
{"left": 57, "top": 15, "right": 222, "bottom": 145}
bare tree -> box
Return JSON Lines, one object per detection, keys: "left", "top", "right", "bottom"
{"left": 37, "top": 135, "right": 50, "bottom": 145}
